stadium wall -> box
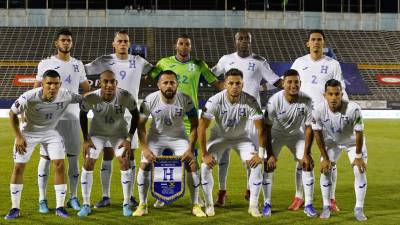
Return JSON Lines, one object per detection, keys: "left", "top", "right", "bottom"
{"left": 0, "top": 9, "right": 399, "bottom": 30}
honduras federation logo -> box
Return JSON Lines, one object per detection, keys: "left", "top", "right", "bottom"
{"left": 151, "top": 156, "right": 185, "bottom": 204}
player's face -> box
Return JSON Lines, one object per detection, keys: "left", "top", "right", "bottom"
{"left": 100, "top": 73, "right": 117, "bottom": 98}
{"left": 235, "top": 32, "right": 251, "bottom": 52}
{"left": 158, "top": 74, "right": 178, "bottom": 99}
{"left": 307, "top": 33, "right": 325, "bottom": 54}
{"left": 324, "top": 86, "right": 343, "bottom": 109}
{"left": 175, "top": 38, "right": 191, "bottom": 58}
{"left": 225, "top": 75, "right": 243, "bottom": 97}
{"left": 55, "top": 35, "right": 72, "bottom": 53}
{"left": 283, "top": 75, "right": 301, "bottom": 96}
{"left": 113, "top": 33, "right": 130, "bottom": 54}
{"left": 42, "top": 76, "right": 61, "bottom": 101}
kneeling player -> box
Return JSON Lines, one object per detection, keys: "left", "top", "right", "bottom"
{"left": 77, "top": 70, "right": 139, "bottom": 217}
{"left": 199, "top": 69, "right": 265, "bottom": 217}
{"left": 313, "top": 79, "right": 367, "bottom": 221}
{"left": 133, "top": 70, "right": 206, "bottom": 217}
{"left": 263, "top": 69, "right": 317, "bottom": 218}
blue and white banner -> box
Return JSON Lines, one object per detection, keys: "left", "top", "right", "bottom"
{"left": 151, "top": 156, "right": 185, "bottom": 204}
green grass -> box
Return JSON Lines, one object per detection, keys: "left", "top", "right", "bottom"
{"left": 0, "top": 119, "right": 399, "bottom": 224}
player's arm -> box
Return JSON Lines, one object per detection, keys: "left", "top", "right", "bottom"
{"left": 198, "top": 116, "right": 216, "bottom": 168}
{"left": 353, "top": 131, "right": 366, "bottom": 173}
{"left": 138, "top": 101, "right": 156, "bottom": 161}
{"left": 248, "top": 118, "right": 265, "bottom": 168}
{"left": 201, "top": 60, "right": 224, "bottom": 91}
{"left": 264, "top": 107, "right": 276, "bottom": 171}
{"left": 312, "top": 109, "right": 331, "bottom": 173}
{"left": 79, "top": 81, "right": 91, "bottom": 94}
{"left": 210, "top": 80, "right": 224, "bottom": 91}
{"left": 33, "top": 81, "right": 41, "bottom": 88}
{"left": 181, "top": 107, "right": 198, "bottom": 164}
{"left": 301, "top": 125, "right": 314, "bottom": 171}
{"left": 9, "top": 110, "right": 26, "bottom": 154}
{"left": 79, "top": 109, "right": 95, "bottom": 159}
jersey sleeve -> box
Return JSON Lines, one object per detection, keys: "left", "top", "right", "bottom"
{"left": 290, "top": 59, "right": 301, "bottom": 71}
{"left": 78, "top": 61, "right": 88, "bottom": 83}
{"left": 149, "top": 59, "right": 164, "bottom": 79}
{"left": 304, "top": 101, "right": 313, "bottom": 126}
{"left": 10, "top": 93, "right": 29, "bottom": 114}
{"left": 139, "top": 98, "right": 151, "bottom": 119}
{"left": 84, "top": 56, "right": 107, "bottom": 76}
{"left": 211, "top": 56, "right": 226, "bottom": 77}
{"left": 36, "top": 60, "right": 46, "bottom": 82}
{"left": 124, "top": 91, "right": 138, "bottom": 112}
{"left": 311, "top": 108, "right": 323, "bottom": 130}
{"left": 264, "top": 98, "right": 276, "bottom": 125}
{"left": 201, "top": 97, "right": 217, "bottom": 120}
{"left": 71, "top": 92, "right": 83, "bottom": 104}
{"left": 333, "top": 61, "right": 349, "bottom": 101}
{"left": 183, "top": 95, "right": 198, "bottom": 119}
{"left": 261, "top": 60, "right": 280, "bottom": 85}
{"left": 142, "top": 58, "right": 154, "bottom": 75}
{"left": 352, "top": 104, "right": 364, "bottom": 132}
{"left": 200, "top": 60, "right": 218, "bottom": 84}
{"left": 248, "top": 96, "right": 264, "bottom": 120}
{"left": 80, "top": 92, "right": 98, "bottom": 112}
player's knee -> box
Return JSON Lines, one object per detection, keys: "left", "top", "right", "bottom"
{"left": 117, "top": 157, "right": 130, "bottom": 170}
{"left": 13, "top": 163, "right": 26, "bottom": 175}
{"left": 129, "top": 149, "right": 135, "bottom": 160}
{"left": 83, "top": 158, "right": 96, "bottom": 171}
{"left": 52, "top": 160, "right": 65, "bottom": 172}
{"left": 140, "top": 162, "right": 150, "bottom": 171}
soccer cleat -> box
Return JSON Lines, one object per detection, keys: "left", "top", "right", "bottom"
{"left": 354, "top": 207, "right": 367, "bottom": 221}
{"left": 205, "top": 205, "right": 215, "bottom": 217}
{"left": 248, "top": 206, "right": 262, "bottom": 217}
{"left": 4, "top": 208, "right": 20, "bottom": 220}
{"left": 320, "top": 206, "right": 331, "bottom": 219}
{"left": 330, "top": 199, "right": 340, "bottom": 212}
{"left": 55, "top": 207, "right": 69, "bottom": 218}
{"left": 215, "top": 190, "right": 227, "bottom": 207}
{"left": 192, "top": 204, "right": 206, "bottom": 217}
{"left": 77, "top": 204, "right": 91, "bottom": 217}
{"left": 94, "top": 196, "right": 111, "bottom": 208}
{"left": 129, "top": 196, "right": 139, "bottom": 208}
{"left": 262, "top": 203, "right": 272, "bottom": 217}
{"left": 244, "top": 189, "right": 250, "bottom": 201}
{"left": 67, "top": 197, "right": 81, "bottom": 211}
{"left": 153, "top": 199, "right": 165, "bottom": 208}
{"left": 39, "top": 199, "right": 49, "bottom": 214}
{"left": 303, "top": 204, "right": 318, "bottom": 218}
{"left": 123, "top": 204, "right": 132, "bottom": 217}
{"left": 288, "top": 197, "right": 304, "bottom": 211}
{"left": 132, "top": 204, "right": 148, "bottom": 217}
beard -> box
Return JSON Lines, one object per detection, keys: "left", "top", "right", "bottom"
{"left": 161, "top": 89, "right": 176, "bottom": 99}
{"left": 58, "top": 48, "right": 71, "bottom": 54}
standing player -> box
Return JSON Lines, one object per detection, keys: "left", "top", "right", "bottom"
{"left": 149, "top": 34, "right": 223, "bottom": 207}
{"left": 34, "top": 28, "right": 90, "bottom": 213}
{"left": 77, "top": 70, "right": 139, "bottom": 217}
{"left": 85, "top": 30, "right": 153, "bottom": 208}
{"left": 199, "top": 69, "right": 265, "bottom": 217}
{"left": 289, "top": 30, "right": 348, "bottom": 211}
{"left": 5, "top": 70, "right": 82, "bottom": 219}
{"left": 312, "top": 79, "right": 367, "bottom": 221}
{"left": 132, "top": 70, "right": 205, "bottom": 217}
{"left": 262, "top": 69, "right": 316, "bottom": 218}
{"left": 211, "top": 30, "right": 282, "bottom": 205}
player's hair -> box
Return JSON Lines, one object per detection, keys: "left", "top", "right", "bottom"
{"left": 114, "top": 30, "right": 129, "bottom": 39}
{"left": 43, "top": 69, "right": 60, "bottom": 79}
{"left": 325, "top": 79, "right": 342, "bottom": 91}
{"left": 234, "top": 30, "right": 252, "bottom": 41}
{"left": 158, "top": 70, "right": 178, "bottom": 80}
{"left": 224, "top": 68, "right": 243, "bottom": 79}
{"left": 176, "top": 34, "right": 191, "bottom": 43}
{"left": 308, "top": 29, "right": 325, "bottom": 40}
{"left": 100, "top": 70, "right": 115, "bottom": 79}
{"left": 283, "top": 69, "right": 299, "bottom": 78}
{"left": 55, "top": 28, "right": 73, "bottom": 41}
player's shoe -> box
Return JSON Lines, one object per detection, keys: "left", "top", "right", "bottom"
{"left": 132, "top": 204, "right": 148, "bottom": 217}
{"left": 215, "top": 190, "right": 227, "bottom": 207}
{"left": 192, "top": 204, "right": 206, "bottom": 217}
{"left": 205, "top": 205, "right": 215, "bottom": 217}
{"left": 153, "top": 199, "right": 165, "bottom": 208}
{"left": 288, "top": 197, "right": 304, "bottom": 211}
{"left": 319, "top": 206, "right": 331, "bottom": 219}
{"left": 261, "top": 203, "right": 272, "bottom": 217}
{"left": 4, "top": 208, "right": 20, "bottom": 220}
{"left": 129, "top": 196, "right": 139, "bottom": 208}
{"left": 248, "top": 206, "right": 262, "bottom": 217}
{"left": 330, "top": 199, "right": 340, "bottom": 212}
{"left": 67, "top": 197, "right": 81, "bottom": 211}
{"left": 55, "top": 207, "right": 69, "bottom": 218}
{"left": 244, "top": 189, "right": 250, "bottom": 201}
{"left": 123, "top": 204, "right": 132, "bottom": 217}
{"left": 39, "top": 199, "right": 49, "bottom": 214}
{"left": 77, "top": 204, "right": 91, "bottom": 217}
{"left": 354, "top": 207, "right": 367, "bottom": 221}
{"left": 94, "top": 196, "right": 111, "bottom": 208}
{"left": 303, "top": 204, "right": 318, "bottom": 218}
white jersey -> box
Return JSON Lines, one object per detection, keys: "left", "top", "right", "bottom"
{"left": 312, "top": 100, "right": 363, "bottom": 145}
{"left": 140, "top": 91, "right": 197, "bottom": 139}
{"left": 36, "top": 56, "right": 87, "bottom": 120}
{"left": 81, "top": 88, "right": 138, "bottom": 137}
{"left": 202, "top": 90, "right": 263, "bottom": 138}
{"left": 291, "top": 54, "right": 348, "bottom": 105}
{"left": 11, "top": 87, "right": 82, "bottom": 133}
{"left": 265, "top": 90, "right": 313, "bottom": 135}
{"left": 212, "top": 52, "right": 280, "bottom": 105}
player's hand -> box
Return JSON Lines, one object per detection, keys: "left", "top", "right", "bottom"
{"left": 320, "top": 158, "right": 332, "bottom": 174}
{"left": 181, "top": 149, "right": 194, "bottom": 163}
{"left": 119, "top": 139, "right": 132, "bottom": 159}
{"left": 265, "top": 155, "right": 277, "bottom": 171}
{"left": 15, "top": 135, "right": 27, "bottom": 155}
{"left": 248, "top": 153, "right": 262, "bottom": 168}
{"left": 352, "top": 158, "right": 366, "bottom": 173}
{"left": 301, "top": 154, "right": 314, "bottom": 171}
{"left": 202, "top": 153, "right": 216, "bottom": 169}
{"left": 143, "top": 148, "right": 156, "bottom": 162}
{"left": 83, "top": 138, "right": 95, "bottom": 159}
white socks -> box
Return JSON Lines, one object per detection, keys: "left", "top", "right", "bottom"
{"left": 67, "top": 156, "right": 79, "bottom": 198}
{"left": 262, "top": 172, "right": 273, "bottom": 205}
{"left": 218, "top": 150, "right": 230, "bottom": 191}
{"left": 320, "top": 169, "right": 332, "bottom": 207}
{"left": 10, "top": 184, "right": 23, "bottom": 209}
{"left": 249, "top": 165, "right": 262, "bottom": 207}
{"left": 137, "top": 168, "right": 150, "bottom": 204}
{"left": 302, "top": 170, "right": 314, "bottom": 206}
{"left": 100, "top": 160, "right": 112, "bottom": 198}
{"left": 129, "top": 160, "right": 136, "bottom": 197}
{"left": 201, "top": 163, "right": 214, "bottom": 206}
{"left": 38, "top": 157, "right": 50, "bottom": 201}
{"left": 353, "top": 166, "right": 367, "bottom": 208}
{"left": 81, "top": 168, "right": 93, "bottom": 205}
{"left": 330, "top": 164, "right": 338, "bottom": 200}
{"left": 295, "top": 162, "right": 303, "bottom": 199}
{"left": 187, "top": 171, "right": 201, "bottom": 205}
{"left": 54, "top": 184, "right": 67, "bottom": 208}
{"left": 121, "top": 170, "right": 132, "bottom": 205}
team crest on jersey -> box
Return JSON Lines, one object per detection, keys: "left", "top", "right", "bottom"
{"left": 188, "top": 63, "right": 196, "bottom": 72}
{"left": 151, "top": 156, "right": 185, "bottom": 204}
{"left": 72, "top": 64, "right": 79, "bottom": 72}
{"left": 174, "top": 108, "right": 183, "bottom": 117}
{"left": 239, "top": 108, "right": 246, "bottom": 117}
{"left": 296, "top": 107, "right": 305, "bottom": 115}
{"left": 114, "top": 105, "right": 124, "bottom": 114}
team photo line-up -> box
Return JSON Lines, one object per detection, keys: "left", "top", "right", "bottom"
{"left": 4, "top": 28, "right": 367, "bottom": 222}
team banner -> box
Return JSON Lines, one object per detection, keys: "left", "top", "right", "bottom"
{"left": 151, "top": 156, "right": 185, "bottom": 204}
{"left": 12, "top": 74, "right": 36, "bottom": 86}
{"left": 376, "top": 75, "right": 400, "bottom": 85}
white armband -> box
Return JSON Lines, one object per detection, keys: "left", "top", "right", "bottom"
{"left": 355, "top": 153, "right": 362, "bottom": 159}
{"left": 258, "top": 147, "right": 265, "bottom": 158}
